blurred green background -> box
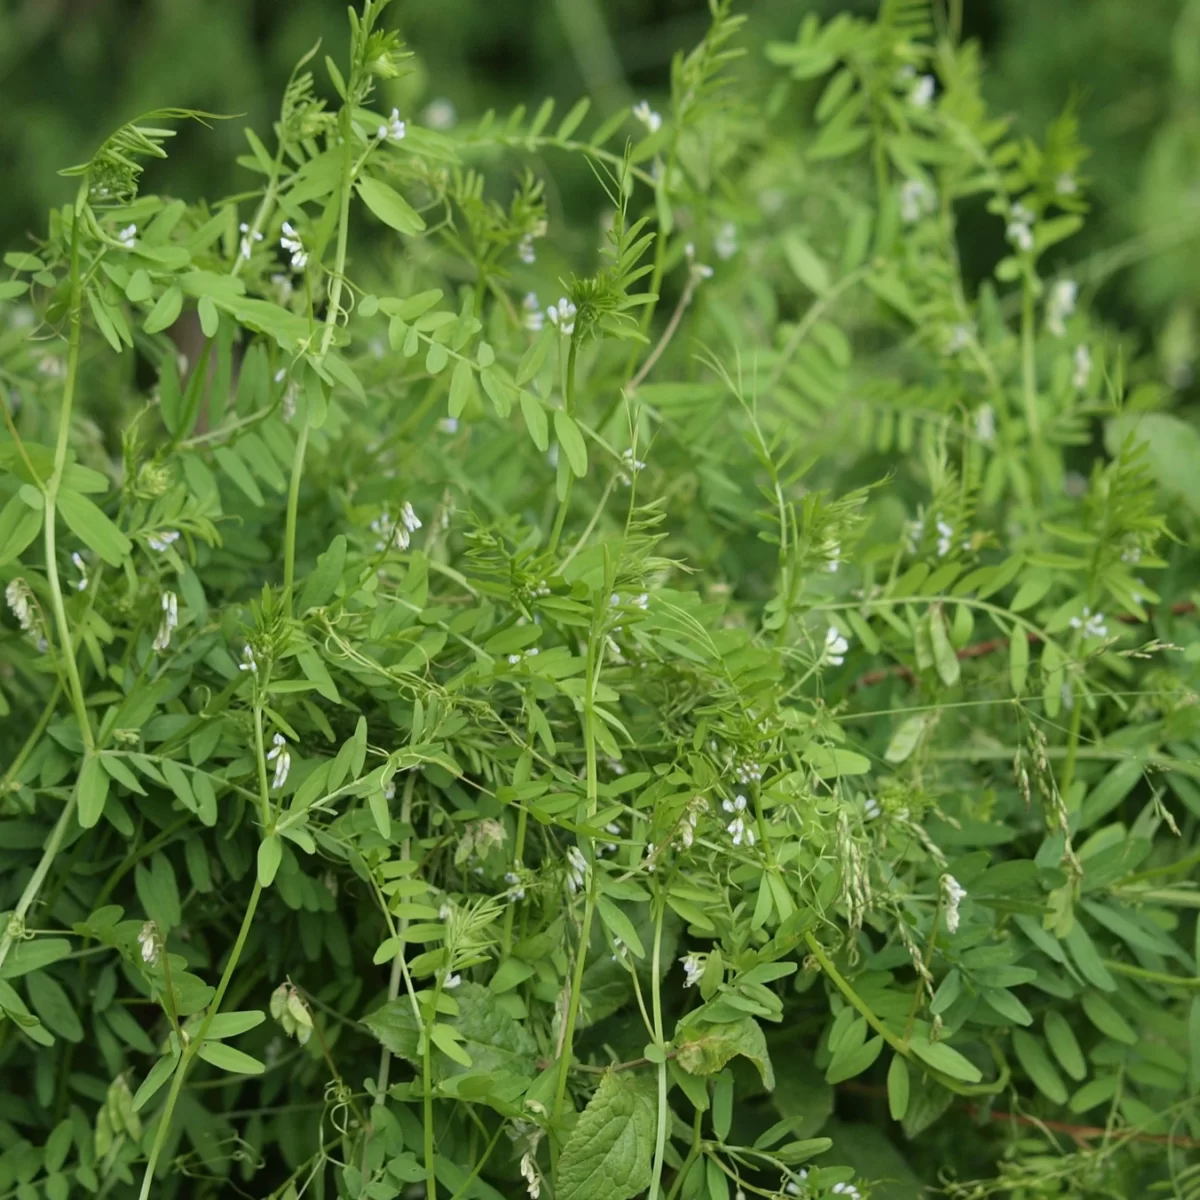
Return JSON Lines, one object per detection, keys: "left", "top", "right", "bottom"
{"left": 3, "top": 0, "right": 1200, "bottom": 377}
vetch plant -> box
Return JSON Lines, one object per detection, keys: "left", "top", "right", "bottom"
{"left": 1, "top": 2, "right": 1199, "bottom": 1199}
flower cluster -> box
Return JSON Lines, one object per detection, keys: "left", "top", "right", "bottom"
{"left": 270, "top": 981, "right": 313, "bottom": 1045}
{"left": 941, "top": 874, "right": 967, "bottom": 934}
{"left": 632, "top": 100, "right": 662, "bottom": 134}
{"left": 547, "top": 298, "right": 576, "bottom": 335}
{"left": 522, "top": 292, "right": 544, "bottom": 332}
{"left": 566, "top": 845, "right": 588, "bottom": 893}
{"left": 6, "top": 578, "right": 45, "bottom": 649}
{"left": 680, "top": 952, "right": 705, "bottom": 988}
{"left": 722, "top": 794, "right": 756, "bottom": 847}
{"left": 136, "top": 921, "right": 160, "bottom": 966}
{"left": 376, "top": 108, "right": 406, "bottom": 143}
{"left": 618, "top": 448, "right": 647, "bottom": 485}
{"left": 116, "top": 224, "right": 137, "bottom": 250}
{"left": 900, "top": 178, "right": 936, "bottom": 224}
{"left": 734, "top": 759, "right": 763, "bottom": 786}
{"left": 239, "top": 644, "right": 258, "bottom": 675}
{"left": 238, "top": 221, "right": 263, "bottom": 261}
{"left": 371, "top": 501, "right": 422, "bottom": 551}
{"left": 824, "top": 625, "right": 849, "bottom": 666}
{"left": 152, "top": 591, "right": 178, "bottom": 653}
{"left": 1006, "top": 202, "right": 1035, "bottom": 253}
{"left": 147, "top": 530, "right": 179, "bottom": 552}
{"left": 267, "top": 733, "right": 291, "bottom": 791}
{"left": 71, "top": 552, "right": 88, "bottom": 591}
{"left": 1069, "top": 606, "right": 1108, "bottom": 639}
{"left": 280, "top": 221, "right": 308, "bottom": 271}
{"left": 1046, "top": 278, "right": 1077, "bottom": 337}
{"left": 506, "top": 646, "right": 540, "bottom": 666}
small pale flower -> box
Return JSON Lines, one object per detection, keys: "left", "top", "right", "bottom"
{"left": 137, "top": 921, "right": 160, "bottom": 965}
{"left": 735, "top": 760, "right": 762, "bottom": 785}
{"left": 945, "top": 322, "right": 973, "bottom": 354}
{"left": 721, "top": 794, "right": 748, "bottom": 814}
{"left": 267, "top": 732, "right": 291, "bottom": 791}
{"left": 71, "top": 551, "right": 88, "bottom": 591}
{"left": 632, "top": 100, "right": 663, "bottom": 134}
{"left": 400, "top": 501, "right": 422, "bottom": 533}
{"left": 684, "top": 241, "right": 713, "bottom": 280}
{"left": 831, "top": 1185, "right": 861, "bottom": 1199}
{"left": 280, "top": 221, "right": 308, "bottom": 271}
{"left": 1069, "top": 606, "right": 1108, "bottom": 639}
{"left": 147, "top": 530, "right": 180, "bottom": 553}
{"left": 438, "top": 416, "right": 460, "bottom": 433}
{"left": 566, "top": 845, "right": 588, "bottom": 893}
{"left": 824, "top": 625, "right": 849, "bottom": 666}
{"left": 974, "top": 404, "right": 996, "bottom": 445}
{"left": 239, "top": 644, "right": 258, "bottom": 674}
{"left": 680, "top": 953, "right": 705, "bottom": 988}
{"left": 423, "top": 98, "right": 457, "bottom": 130}
{"left": 1046, "top": 278, "right": 1077, "bottom": 337}
{"left": 1006, "top": 217, "right": 1033, "bottom": 253}
{"left": 864, "top": 797, "right": 881, "bottom": 820}
{"left": 547, "top": 298, "right": 576, "bottom": 336}
{"left": 1055, "top": 172, "right": 1077, "bottom": 196}
{"left": 271, "top": 273, "right": 294, "bottom": 304}
{"left": 908, "top": 74, "right": 935, "bottom": 108}
{"left": 520, "top": 1150, "right": 542, "bottom": 1200}
{"left": 823, "top": 539, "right": 841, "bottom": 572}
{"left": 377, "top": 107, "right": 406, "bottom": 142}
{"left": 1121, "top": 542, "right": 1141, "bottom": 565}
{"left": 941, "top": 874, "right": 967, "bottom": 934}
{"left": 1073, "top": 343, "right": 1092, "bottom": 390}
{"left": 618, "top": 447, "right": 647, "bottom": 485}
{"left": 714, "top": 221, "right": 738, "bottom": 260}
{"left": 152, "top": 590, "right": 178, "bottom": 653}
{"left": 522, "top": 292, "right": 544, "bottom": 332}
{"left": 900, "top": 178, "right": 936, "bottom": 223}
{"left": 936, "top": 515, "right": 954, "bottom": 558}
{"left": 6, "top": 578, "right": 38, "bottom": 636}
{"left": 727, "top": 809, "right": 756, "bottom": 847}
{"left": 517, "top": 234, "right": 537, "bottom": 265}
{"left": 116, "top": 224, "right": 137, "bottom": 250}
{"left": 443, "top": 972, "right": 462, "bottom": 989}
{"left": 238, "top": 221, "right": 264, "bottom": 261}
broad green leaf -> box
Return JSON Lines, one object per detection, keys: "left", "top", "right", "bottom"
{"left": 257, "top": 835, "right": 283, "bottom": 887}
{"left": 0, "top": 493, "right": 42, "bottom": 566}
{"left": 556, "top": 1071, "right": 656, "bottom": 1200}
{"left": 554, "top": 410, "right": 588, "bottom": 477}
{"left": 448, "top": 359, "right": 474, "bottom": 418}
{"left": 26, "top": 971, "right": 83, "bottom": 1042}
{"left": 429, "top": 1022, "right": 472, "bottom": 1066}
{"left": 133, "top": 1056, "right": 178, "bottom": 1112}
{"left": 144, "top": 286, "right": 183, "bottom": 334}
{"left": 908, "top": 1036, "right": 982, "bottom": 1084}
{"left": 205, "top": 1010, "right": 265, "bottom": 1040}
{"left": 1044, "top": 1010, "right": 1086, "bottom": 1081}
{"left": 675, "top": 1017, "right": 775, "bottom": 1088}
{"left": 197, "top": 1040, "right": 265, "bottom": 1074}
{"left": 929, "top": 607, "right": 960, "bottom": 686}
{"left": 887, "top": 1054, "right": 910, "bottom": 1120}
{"left": 1012, "top": 1029, "right": 1067, "bottom": 1104}
{"left": 297, "top": 535, "right": 346, "bottom": 612}
{"left": 0, "top": 938, "right": 72, "bottom": 979}
{"left": 520, "top": 390, "right": 549, "bottom": 451}
{"left": 1009, "top": 629, "right": 1029, "bottom": 695}
{"left": 78, "top": 755, "right": 110, "bottom": 829}
{"left": 356, "top": 177, "right": 426, "bottom": 235}
{"left": 58, "top": 488, "right": 130, "bottom": 566}
{"left": 1080, "top": 993, "right": 1136, "bottom": 1045}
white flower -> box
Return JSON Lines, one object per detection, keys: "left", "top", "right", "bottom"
{"left": 438, "top": 417, "right": 460, "bottom": 433}
{"left": 831, "top": 1185, "right": 861, "bottom": 1199}
{"left": 1073, "top": 343, "right": 1092, "bottom": 390}
{"left": 267, "top": 732, "right": 291, "bottom": 791}
{"left": 1046, "top": 278, "right": 1077, "bottom": 337}
{"left": 823, "top": 539, "right": 841, "bottom": 572}
{"left": 824, "top": 625, "right": 849, "bottom": 666}
{"left": 900, "top": 178, "right": 936, "bottom": 224}
{"left": 1069, "top": 606, "right": 1108, "bottom": 639}
{"left": 632, "top": 100, "right": 663, "bottom": 134}
{"left": 618, "top": 447, "right": 646, "bottom": 485}
{"left": 680, "top": 953, "right": 705, "bottom": 988}
{"left": 152, "top": 590, "right": 178, "bottom": 653}
{"left": 520, "top": 1150, "right": 542, "bottom": 1200}
{"left": 377, "top": 107, "right": 406, "bottom": 143}
{"left": 116, "top": 224, "right": 137, "bottom": 250}
{"left": 566, "top": 845, "right": 588, "bottom": 893}
{"left": 239, "top": 644, "right": 258, "bottom": 674}
{"left": 6, "top": 578, "right": 38, "bottom": 636}
{"left": 941, "top": 874, "right": 967, "bottom": 934}
{"left": 714, "top": 222, "right": 738, "bottom": 260}
{"left": 238, "top": 221, "right": 264, "bottom": 261}
{"left": 137, "top": 921, "right": 160, "bottom": 966}
{"left": 1006, "top": 217, "right": 1033, "bottom": 253}
{"left": 684, "top": 241, "right": 713, "bottom": 280}
{"left": 974, "top": 404, "right": 996, "bottom": 445}
{"left": 722, "top": 794, "right": 748, "bottom": 814}
{"left": 547, "top": 298, "right": 576, "bottom": 336}
{"left": 271, "top": 273, "right": 294, "bottom": 304}
{"left": 443, "top": 972, "right": 462, "bottom": 989}
{"left": 864, "top": 797, "right": 881, "bottom": 821}
{"left": 401, "top": 501, "right": 422, "bottom": 533}
{"left": 945, "top": 322, "right": 973, "bottom": 354}
{"left": 423, "top": 98, "right": 457, "bottom": 130}
{"left": 1121, "top": 543, "right": 1141, "bottom": 565}
{"left": 517, "top": 234, "right": 537, "bottom": 265}
{"left": 727, "top": 815, "right": 755, "bottom": 846}
{"left": 522, "top": 292, "right": 544, "bottom": 332}
{"left": 908, "top": 74, "right": 935, "bottom": 108}
{"left": 735, "top": 760, "right": 762, "bottom": 785}
{"left": 280, "top": 221, "right": 308, "bottom": 271}
{"left": 936, "top": 515, "right": 954, "bottom": 557}
{"left": 148, "top": 530, "right": 180, "bottom": 553}
{"left": 71, "top": 551, "right": 88, "bottom": 591}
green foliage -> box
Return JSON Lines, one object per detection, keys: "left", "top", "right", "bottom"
{"left": 2, "top": 3, "right": 1200, "bottom": 1200}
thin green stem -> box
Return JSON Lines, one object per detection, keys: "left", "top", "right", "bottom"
{"left": 547, "top": 337, "right": 579, "bottom": 554}
{"left": 281, "top": 417, "right": 310, "bottom": 619}
{"left": 664, "top": 1109, "right": 704, "bottom": 1200}
{"left": 1020, "top": 278, "right": 1041, "bottom": 489}
{"left": 648, "top": 897, "right": 668, "bottom": 1200}
{"left": 136, "top": 879, "right": 264, "bottom": 1200}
